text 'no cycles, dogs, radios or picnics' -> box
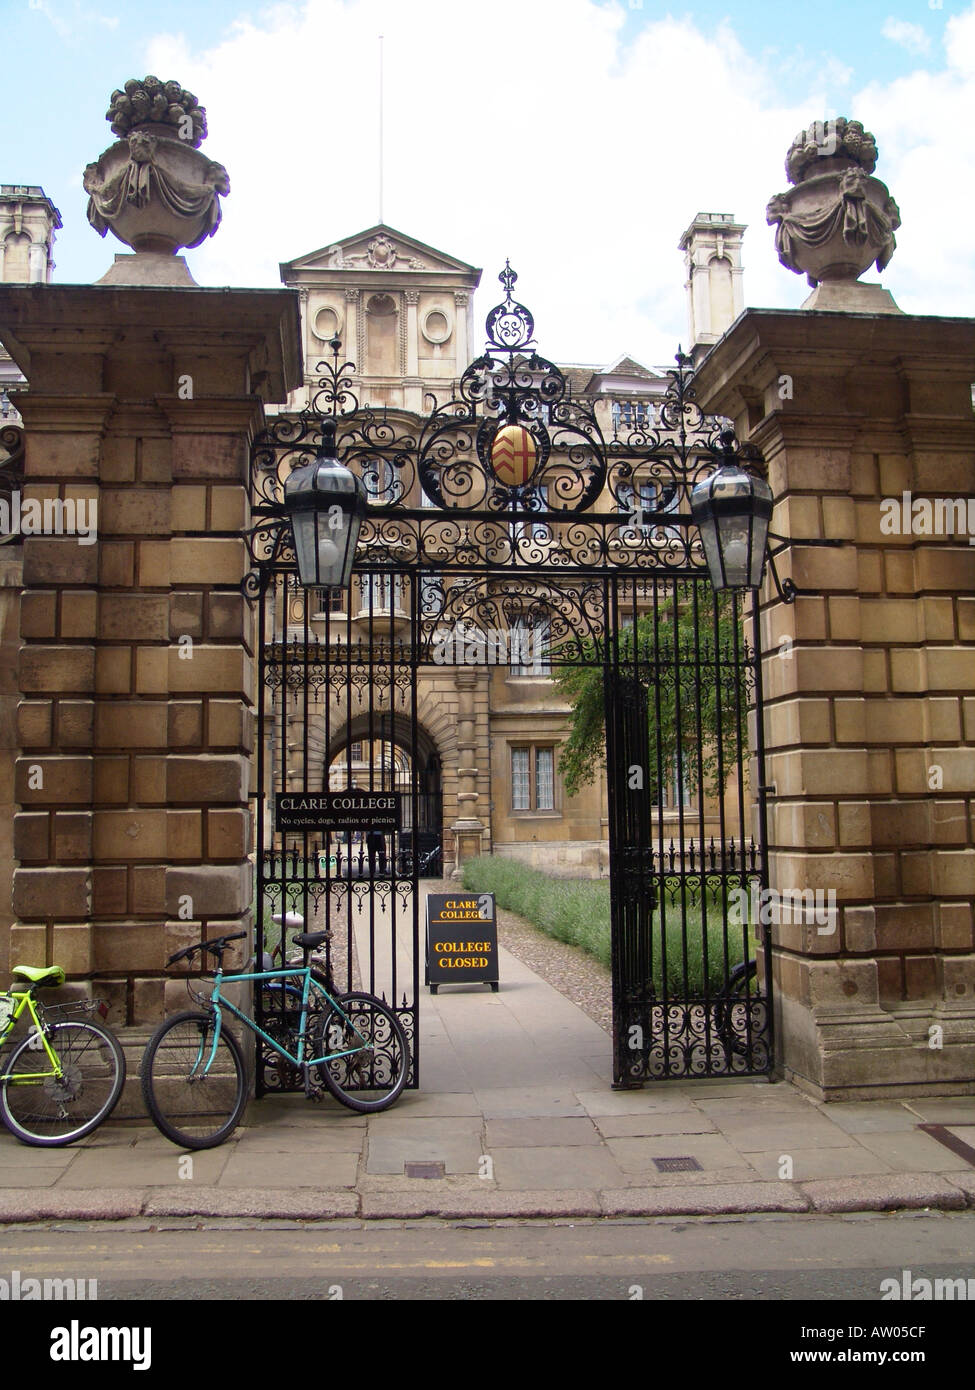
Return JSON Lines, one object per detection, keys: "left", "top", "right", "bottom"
{"left": 274, "top": 791, "right": 402, "bottom": 833}
{"left": 425, "top": 892, "right": 499, "bottom": 994}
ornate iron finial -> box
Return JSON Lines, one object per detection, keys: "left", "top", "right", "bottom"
{"left": 499, "top": 259, "right": 517, "bottom": 301}
{"left": 484, "top": 263, "right": 535, "bottom": 353}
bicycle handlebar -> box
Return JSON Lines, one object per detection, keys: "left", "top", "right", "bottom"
{"left": 166, "top": 931, "right": 247, "bottom": 968}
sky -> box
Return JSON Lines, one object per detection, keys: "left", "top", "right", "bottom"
{"left": 3, "top": 0, "right": 974, "bottom": 366}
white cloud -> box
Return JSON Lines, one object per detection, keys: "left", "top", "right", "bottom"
{"left": 881, "top": 18, "right": 931, "bottom": 56}
{"left": 139, "top": 0, "right": 974, "bottom": 365}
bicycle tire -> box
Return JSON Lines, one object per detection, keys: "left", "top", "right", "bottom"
{"left": 0, "top": 1018, "right": 126, "bottom": 1147}
{"left": 314, "top": 991, "right": 410, "bottom": 1113}
{"left": 713, "top": 960, "right": 759, "bottom": 1059}
{"left": 141, "top": 1011, "right": 247, "bottom": 1149}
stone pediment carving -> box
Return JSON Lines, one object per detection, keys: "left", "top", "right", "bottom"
{"left": 282, "top": 224, "right": 480, "bottom": 281}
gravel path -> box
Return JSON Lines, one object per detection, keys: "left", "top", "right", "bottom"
{"left": 495, "top": 902, "right": 613, "bottom": 1038}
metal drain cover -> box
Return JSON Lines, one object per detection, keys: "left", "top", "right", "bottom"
{"left": 653, "top": 1156, "right": 702, "bottom": 1173}
{"left": 405, "top": 1161, "right": 446, "bottom": 1179}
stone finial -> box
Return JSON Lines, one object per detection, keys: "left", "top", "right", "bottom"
{"left": 83, "top": 76, "right": 229, "bottom": 265}
{"left": 766, "top": 119, "right": 902, "bottom": 310}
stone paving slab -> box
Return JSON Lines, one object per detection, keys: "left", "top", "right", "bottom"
{"left": 600, "top": 1182, "right": 810, "bottom": 1216}
{"left": 484, "top": 1118, "right": 601, "bottom": 1148}
{"left": 592, "top": 1112, "right": 717, "bottom": 1138}
{"left": 366, "top": 1118, "right": 483, "bottom": 1175}
{"left": 359, "top": 1189, "right": 602, "bottom": 1220}
{"left": 714, "top": 1118, "right": 861, "bottom": 1152}
{"left": 801, "top": 1174, "right": 970, "bottom": 1213}
{"left": 605, "top": 1133, "right": 749, "bottom": 1173}
{"left": 217, "top": 1151, "right": 360, "bottom": 1188}
{"left": 852, "top": 1130, "right": 972, "bottom": 1172}
{"left": 142, "top": 1187, "right": 359, "bottom": 1220}
{"left": 808, "top": 1102, "right": 920, "bottom": 1134}
{"left": 473, "top": 1086, "right": 587, "bottom": 1118}
{"left": 744, "top": 1147, "right": 895, "bottom": 1181}
{"left": 491, "top": 1145, "right": 628, "bottom": 1191}
{"left": 0, "top": 1190, "right": 144, "bottom": 1222}
{"left": 906, "top": 1100, "right": 975, "bottom": 1124}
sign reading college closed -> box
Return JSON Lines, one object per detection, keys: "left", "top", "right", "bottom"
{"left": 274, "top": 791, "right": 402, "bottom": 833}
{"left": 425, "top": 892, "right": 499, "bottom": 993}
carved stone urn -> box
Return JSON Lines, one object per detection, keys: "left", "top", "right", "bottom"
{"left": 766, "top": 119, "right": 900, "bottom": 289}
{"left": 83, "top": 77, "right": 229, "bottom": 257}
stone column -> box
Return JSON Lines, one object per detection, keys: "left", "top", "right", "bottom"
{"left": 0, "top": 286, "right": 299, "bottom": 1053}
{"left": 451, "top": 669, "right": 486, "bottom": 865}
{"left": 694, "top": 309, "right": 975, "bottom": 1100}
{"left": 344, "top": 288, "right": 360, "bottom": 368}
{"left": 454, "top": 293, "right": 469, "bottom": 376}
{"left": 404, "top": 291, "right": 419, "bottom": 377}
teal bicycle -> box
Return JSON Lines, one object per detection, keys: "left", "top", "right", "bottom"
{"left": 141, "top": 930, "right": 410, "bottom": 1149}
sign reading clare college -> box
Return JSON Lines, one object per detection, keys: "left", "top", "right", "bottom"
{"left": 274, "top": 791, "right": 402, "bottom": 833}
{"left": 425, "top": 892, "right": 499, "bottom": 994}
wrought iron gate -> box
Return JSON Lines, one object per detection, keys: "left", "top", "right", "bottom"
{"left": 245, "top": 264, "right": 772, "bottom": 1091}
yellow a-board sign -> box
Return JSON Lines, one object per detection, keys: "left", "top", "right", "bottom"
{"left": 425, "top": 892, "right": 499, "bottom": 994}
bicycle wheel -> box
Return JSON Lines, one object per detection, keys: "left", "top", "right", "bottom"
{"left": 314, "top": 992, "right": 410, "bottom": 1113}
{"left": 713, "top": 960, "right": 759, "bottom": 1060}
{"left": 0, "top": 1019, "right": 126, "bottom": 1147}
{"left": 141, "top": 1011, "right": 247, "bottom": 1149}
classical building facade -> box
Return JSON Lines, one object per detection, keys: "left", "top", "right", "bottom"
{"left": 268, "top": 219, "right": 748, "bottom": 877}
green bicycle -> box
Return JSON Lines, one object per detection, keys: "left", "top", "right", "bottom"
{"left": 0, "top": 965, "right": 126, "bottom": 1147}
{"left": 141, "top": 930, "right": 411, "bottom": 1149}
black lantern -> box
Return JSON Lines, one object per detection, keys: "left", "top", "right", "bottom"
{"left": 691, "top": 433, "right": 773, "bottom": 591}
{"left": 283, "top": 419, "right": 367, "bottom": 590}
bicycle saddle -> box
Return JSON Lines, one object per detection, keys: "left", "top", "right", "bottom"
{"left": 11, "top": 965, "right": 66, "bottom": 987}
{"left": 292, "top": 931, "right": 329, "bottom": 949}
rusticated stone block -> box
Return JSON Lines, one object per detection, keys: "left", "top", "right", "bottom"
{"left": 98, "top": 489, "right": 170, "bottom": 535}
{"left": 883, "top": 551, "right": 914, "bottom": 595}
{"left": 94, "top": 702, "right": 167, "bottom": 749}
{"left": 93, "top": 810, "right": 167, "bottom": 860}
{"left": 51, "top": 923, "right": 93, "bottom": 974}
{"left": 938, "top": 955, "right": 975, "bottom": 1003}
{"left": 93, "top": 757, "right": 129, "bottom": 804}
{"left": 132, "top": 978, "right": 166, "bottom": 1025}
{"left": 208, "top": 702, "right": 252, "bottom": 751}
{"left": 923, "top": 698, "right": 961, "bottom": 742}
{"left": 169, "top": 592, "right": 204, "bottom": 639}
{"left": 20, "top": 592, "right": 57, "bottom": 639}
{"left": 889, "top": 650, "right": 926, "bottom": 693}
{"left": 93, "top": 924, "right": 166, "bottom": 973}
{"left": 930, "top": 850, "right": 975, "bottom": 896}
{"left": 869, "top": 801, "right": 931, "bottom": 845}
{"left": 936, "top": 902, "right": 974, "bottom": 951}
{"left": 843, "top": 905, "right": 876, "bottom": 953}
{"left": 169, "top": 537, "right": 245, "bottom": 585}
{"left": 927, "top": 747, "right": 975, "bottom": 793}
{"left": 836, "top": 802, "right": 871, "bottom": 847}
{"left": 61, "top": 592, "right": 97, "bottom": 639}
{"left": 207, "top": 808, "right": 250, "bottom": 859}
{"left": 91, "top": 867, "right": 127, "bottom": 915}
{"left": 95, "top": 648, "right": 132, "bottom": 694}
{"left": 13, "top": 868, "right": 90, "bottom": 918}
{"left": 167, "top": 646, "right": 251, "bottom": 697}
{"left": 932, "top": 800, "right": 969, "bottom": 845}
{"left": 134, "top": 647, "right": 168, "bottom": 695}
{"left": 876, "top": 957, "right": 903, "bottom": 1000}
{"left": 769, "top": 851, "right": 875, "bottom": 899}
{"left": 137, "top": 540, "right": 170, "bottom": 587}
{"left": 16, "top": 756, "right": 93, "bottom": 804}
{"left": 805, "top": 959, "right": 879, "bottom": 1009}
{"left": 165, "top": 863, "right": 251, "bottom": 917}
{"left": 172, "top": 433, "right": 246, "bottom": 481}
{"left": 167, "top": 755, "right": 247, "bottom": 804}
{"left": 140, "top": 437, "right": 172, "bottom": 484}
{"left": 98, "top": 542, "right": 134, "bottom": 587}
{"left": 100, "top": 435, "right": 136, "bottom": 483}
{"left": 99, "top": 594, "right": 168, "bottom": 642}
{"left": 916, "top": 547, "right": 975, "bottom": 592}
{"left": 875, "top": 904, "right": 935, "bottom": 951}
{"left": 209, "top": 486, "right": 247, "bottom": 531}
{"left": 131, "top": 865, "right": 166, "bottom": 914}
{"left": 171, "top": 485, "right": 207, "bottom": 532}
{"left": 17, "top": 701, "right": 52, "bottom": 747}
{"left": 926, "top": 649, "right": 975, "bottom": 692}
{"left": 132, "top": 756, "right": 167, "bottom": 803}
{"left": 207, "top": 593, "right": 248, "bottom": 641}
{"left": 53, "top": 811, "right": 93, "bottom": 862}
{"left": 13, "top": 813, "right": 49, "bottom": 861}
{"left": 167, "top": 810, "right": 202, "bottom": 859}
{"left": 8, "top": 924, "right": 46, "bottom": 967}
{"left": 904, "top": 955, "right": 938, "bottom": 999}
{"left": 168, "top": 701, "right": 203, "bottom": 747}
{"left": 773, "top": 802, "right": 835, "bottom": 848}
{"left": 23, "top": 538, "right": 99, "bottom": 586}
{"left": 20, "top": 646, "right": 95, "bottom": 694}
{"left": 24, "top": 432, "right": 100, "bottom": 479}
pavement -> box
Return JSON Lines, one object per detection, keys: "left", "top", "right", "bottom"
{"left": 2, "top": 886, "right": 975, "bottom": 1224}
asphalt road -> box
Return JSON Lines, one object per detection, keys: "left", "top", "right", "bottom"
{"left": 3, "top": 1210, "right": 974, "bottom": 1301}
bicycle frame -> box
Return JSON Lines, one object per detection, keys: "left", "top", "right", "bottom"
{"left": 0, "top": 990, "right": 65, "bottom": 1084}
{"left": 191, "top": 965, "right": 370, "bottom": 1077}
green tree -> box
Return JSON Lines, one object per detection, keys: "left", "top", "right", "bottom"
{"left": 555, "top": 584, "right": 749, "bottom": 800}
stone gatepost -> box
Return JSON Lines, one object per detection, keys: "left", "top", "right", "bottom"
{"left": 693, "top": 118, "right": 975, "bottom": 1099}
{"left": 0, "top": 80, "right": 301, "bottom": 1100}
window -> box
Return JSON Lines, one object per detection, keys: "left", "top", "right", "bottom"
{"left": 612, "top": 400, "right": 653, "bottom": 435}
{"left": 510, "top": 484, "right": 549, "bottom": 544}
{"left": 511, "top": 745, "right": 556, "bottom": 811}
{"left": 509, "top": 618, "right": 551, "bottom": 676}
{"left": 315, "top": 587, "right": 346, "bottom": 613}
{"left": 349, "top": 741, "right": 363, "bottom": 761}
{"left": 359, "top": 573, "right": 403, "bottom": 612}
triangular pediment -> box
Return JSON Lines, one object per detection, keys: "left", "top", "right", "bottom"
{"left": 281, "top": 224, "right": 480, "bottom": 281}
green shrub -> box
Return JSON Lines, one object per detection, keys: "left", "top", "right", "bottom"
{"left": 460, "top": 857, "right": 754, "bottom": 997}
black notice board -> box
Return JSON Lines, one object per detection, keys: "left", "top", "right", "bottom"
{"left": 425, "top": 892, "right": 499, "bottom": 993}
{"left": 275, "top": 791, "right": 402, "bottom": 833}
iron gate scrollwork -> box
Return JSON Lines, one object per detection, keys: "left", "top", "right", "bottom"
{"left": 245, "top": 264, "right": 773, "bottom": 1090}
